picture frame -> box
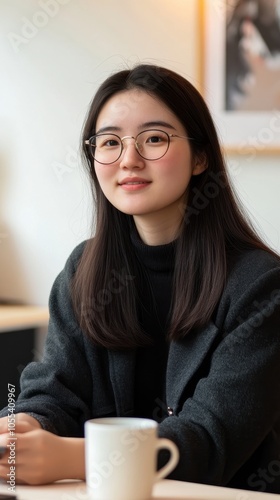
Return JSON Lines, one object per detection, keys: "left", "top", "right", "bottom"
{"left": 199, "top": 0, "right": 280, "bottom": 155}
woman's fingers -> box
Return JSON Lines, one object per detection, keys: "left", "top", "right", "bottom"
{"left": 0, "top": 429, "right": 66, "bottom": 485}
{"left": 0, "top": 414, "right": 41, "bottom": 434}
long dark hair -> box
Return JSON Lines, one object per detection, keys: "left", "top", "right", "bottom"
{"left": 72, "top": 64, "right": 277, "bottom": 349}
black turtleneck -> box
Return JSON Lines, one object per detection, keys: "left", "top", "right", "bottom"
{"left": 130, "top": 228, "right": 176, "bottom": 421}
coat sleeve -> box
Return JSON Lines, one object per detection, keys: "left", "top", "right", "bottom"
{"left": 158, "top": 251, "right": 280, "bottom": 489}
{"left": 0, "top": 241, "right": 93, "bottom": 437}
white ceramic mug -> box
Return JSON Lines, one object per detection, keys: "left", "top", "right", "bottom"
{"left": 85, "top": 417, "right": 179, "bottom": 500}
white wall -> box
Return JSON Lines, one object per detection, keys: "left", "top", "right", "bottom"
{"left": 0, "top": 0, "right": 279, "bottom": 306}
{"left": 227, "top": 154, "right": 280, "bottom": 252}
{"left": 0, "top": 0, "right": 198, "bottom": 305}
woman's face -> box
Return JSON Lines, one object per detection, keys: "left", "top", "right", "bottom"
{"left": 94, "top": 89, "right": 206, "bottom": 240}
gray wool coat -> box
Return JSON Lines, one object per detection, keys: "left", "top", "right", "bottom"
{"left": 1, "top": 242, "right": 280, "bottom": 493}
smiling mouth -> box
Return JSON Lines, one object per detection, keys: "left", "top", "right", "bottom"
{"left": 123, "top": 181, "right": 148, "bottom": 185}
{"left": 119, "top": 179, "right": 151, "bottom": 190}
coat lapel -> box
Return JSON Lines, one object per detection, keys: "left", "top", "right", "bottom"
{"left": 107, "top": 322, "right": 220, "bottom": 418}
{"left": 166, "top": 321, "right": 220, "bottom": 413}
{"left": 108, "top": 349, "right": 136, "bottom": 416}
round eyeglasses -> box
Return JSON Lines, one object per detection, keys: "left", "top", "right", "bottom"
{"left": 85, "top": 129, "right": 193, "bottom": 165}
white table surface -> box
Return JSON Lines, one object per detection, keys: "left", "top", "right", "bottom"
{"left": 0, "top": 479, "right": 278, "bottom": 499}
{"left": 0, "top": 305, "right": 49, "bottom": 332}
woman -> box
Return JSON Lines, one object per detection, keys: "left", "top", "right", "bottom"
{"left": 0, "top": 64, "right": 279, "bottom": 492}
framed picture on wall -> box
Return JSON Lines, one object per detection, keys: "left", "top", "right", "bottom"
{"left": 200, "top": 0, "right": 280, "bottom": 154}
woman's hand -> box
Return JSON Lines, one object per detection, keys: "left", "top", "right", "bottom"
{"left": 0, "top": 414, "right": 85, "bottom": 485}
{"left": 0, "top": 413, "right": 42, "bottom": 434}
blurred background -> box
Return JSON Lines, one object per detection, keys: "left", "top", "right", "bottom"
{"left": 0, "top": 0, "right": 279, "bottom": 308}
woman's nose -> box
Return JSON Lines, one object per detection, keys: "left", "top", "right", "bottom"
{"left": 119, "top": 140, "right": 145, "bottom": 169}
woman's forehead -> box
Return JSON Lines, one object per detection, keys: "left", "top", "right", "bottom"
{"left": 96, "top": 89, "right": 180, "bottom": 131}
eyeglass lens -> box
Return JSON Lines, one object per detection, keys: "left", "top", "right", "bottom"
{"left": 89, "top": 129, "right": 170, "bottom": 164}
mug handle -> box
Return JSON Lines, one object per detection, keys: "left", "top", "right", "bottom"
{"left": 154, "top": 438, "right": 179, "bottom": 481}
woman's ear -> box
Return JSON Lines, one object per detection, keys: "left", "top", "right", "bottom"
{"left": 192, "top": 152, "right": 208, "bottom": 176}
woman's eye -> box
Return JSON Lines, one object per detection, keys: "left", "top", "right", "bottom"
{"left": 99, "top": 138, "right": 120, "bottom": 148}
{"left": 147, "top": 135, "right": 163, "bottom": 144}
{"left": 105, "top": 140, "right": 119, "bottom": 147}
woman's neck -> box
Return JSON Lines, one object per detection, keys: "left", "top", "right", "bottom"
{"left": 133, "top": 212, "right": 183, "bottom": 246}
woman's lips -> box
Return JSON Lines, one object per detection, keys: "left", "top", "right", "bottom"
{"left": 118, "top": 177, "right": 151, "bottom": 191}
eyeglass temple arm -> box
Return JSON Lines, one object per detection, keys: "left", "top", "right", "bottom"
{"left": 170, "top": 134, "right": 194, "bottom": 140}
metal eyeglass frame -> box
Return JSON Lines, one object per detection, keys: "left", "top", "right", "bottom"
{"left": 84, "top": 129, "right": 194, "bottom": 164}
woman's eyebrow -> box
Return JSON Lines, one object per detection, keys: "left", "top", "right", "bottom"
{"left": 139, "top": 121, "right": 177, "bottom": 130}
{"left": 96, "top": 121, "right": 177, "bottom": 135}
{"left": 95, "top": 126, "right": 122, "bottom": 134}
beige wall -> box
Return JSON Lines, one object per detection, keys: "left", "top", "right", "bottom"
{"left": 0, "top": 0, "right": 279, "bottom": 305}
